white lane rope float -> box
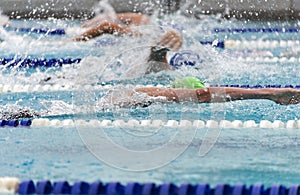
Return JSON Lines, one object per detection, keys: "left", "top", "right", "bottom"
{"left": 29, "top": 118, "right": 300, "bottom": 129}
{"left": 236, "top": 56, "right": 300, "bottom": 63}
{"left": 223, "top": 40, "right": 300, "bottom": 49}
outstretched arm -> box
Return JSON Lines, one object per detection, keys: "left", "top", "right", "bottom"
{"left": 74, "top": 22, "right": 136, "bottom": 41}
{"left": 75, "top": 13, "right": 149, "bottom": 41}
{"left": 135, "top": 87, "right": 300, "bottom": 105}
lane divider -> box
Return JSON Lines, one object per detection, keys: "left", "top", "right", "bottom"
{"left": 213, "top": 27, "right": 300, "bottom": 33}
{"left": 0, "top": 84, "right": 298, "bottom": 94}
{"left": 0, "top": 177, "right": 298, "bottom": 195}
{"left": 4, "top": 26, "right": 65, "bottom": 35}
{"left": 3, "top": 118, "right": 300, "bottom": 129}
{"left": 236, "top": 56, "right": 300, "bottom": 63}
{"left": 4, "top": 26, "right": 299, "bottom": 36}
{"left": 1, "top": 49, "right": 299, "bottom": 70}
{"left": 2, "top": 118, "right": 300, "bottom": 129}
{"left": 0, "top": 119, "right": 32, "bottom": 127}
{"left": 0, "top": 58, "right": 81, "bottom": 67}
{"left": 209, "top": 84, "right": 300, "bottom": 88}
{"left": 201, "top": 40, "right": 300, "bottom": 49}
{"left": 30, "top": 118, "right": 300, "bottom": 129}
{"left": 1, "top": 55, "right": 299, "bottom": 68}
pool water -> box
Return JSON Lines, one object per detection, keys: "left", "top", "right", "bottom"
{"left": 0, "top": 13, "right": 300, "bottom": 186}
{"left": 2, "top": 126, "right": 300, "bottom": 186}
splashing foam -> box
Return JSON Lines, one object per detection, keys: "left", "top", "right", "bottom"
{"left": 0, "top": 11, "right": 9, "bottom": 26}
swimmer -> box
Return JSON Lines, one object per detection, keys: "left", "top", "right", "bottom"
{"left": 98, "top": 77, "right": 300, "bottom": 109}
{"left": 40, "top": 29, "right": 182, "bottom": 83}
{"left": 74, "top": 12, "right": 150, "bottom": 41}
{"left": 3, "top": 79, "right": 300, "bottom": 119}
{"left": 135, "top": 85, "right": 300, "bottom": 105}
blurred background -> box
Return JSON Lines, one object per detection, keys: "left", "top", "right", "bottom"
{"left": 0, "top": 0, "right": 299, "bottom": 20}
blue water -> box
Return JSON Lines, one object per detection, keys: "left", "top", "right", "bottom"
{"left": 2, "top": 126, "right": 300, "bottom": 186}
{"left": 0, "top": 14, "right": 300, "bottom": 186}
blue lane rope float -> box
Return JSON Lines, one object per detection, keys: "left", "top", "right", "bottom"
{"left": 12, "top": 180, "right": 300, "bottom": 195}
{"left": 213, "top": 27, "right": 300, "bottom": 33}
{"left": 4, "top": 26, "right": 65, "bottom": 35}
{"left": 0, "top": 119, "right": 31, "bottom": 127}
{"left": 18, "top": 180, "right": 35, "bottom": 194}
{"left": 0, "top": 58, "right": 81, "bottom": 67}
{"left": 208, "top": 84, "right": 300, "bottom": 89}
{"left": 52, "top": 181, "right": 71, "bottom": 194}
{"left": 200, "top": 41, "right": 225, "bottom": 48}
{"left": 71, "top": 181, "right": 90, "bottom": 195}
{"left": 35, "top": 181, "right": 52, "bottom": 195}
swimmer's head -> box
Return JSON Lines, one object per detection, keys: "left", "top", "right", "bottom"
{"left": 148, "top": 46, "right": 170, "bottom": 63}
{"left": 169, "top": 51, "right": 203, "bottom": 68}
{"left": 94, "top": 0, "right": 116, "bottom": 17}
{"left": 172, "top": 77, "right": 205, "bottom": 89}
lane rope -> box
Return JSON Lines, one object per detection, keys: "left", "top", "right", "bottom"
{"left": 213, "top": 27, "right": 300, "bottom": 33}
{"left": 1, "top": 55, "right": 300, "bottom": 68}
{"left": 0, "top": 58, "right": 81, "bottom": 67}
{"left": 29, "top": 118, "right": 300, "bottom": 129}
{"left": 0, "top": 177, "right": 297, "bottom": 195}
{"left": 201, "top": 40, "right": 300, "bottom": 49}
{"left": 1, "top": 118, "right": 300, "bottom": 129}
{"left": 236, "top": 56, "right": 300, "bottom": 63}
{"left": 4, "top": 26, "right": 299, "bottom": 36}
{"left": 4, "top": 26, "right": 65, "bottom": 35}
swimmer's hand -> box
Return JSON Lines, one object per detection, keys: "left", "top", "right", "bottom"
{"left": 268, "top": 88, "right": 300, "bottom": 105}
{"left": 158, "top": 30, "right": 182, "bottom": 51}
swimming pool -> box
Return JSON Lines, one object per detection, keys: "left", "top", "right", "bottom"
{"left": 0, "top": 13, "right": 300, "bottom": 193}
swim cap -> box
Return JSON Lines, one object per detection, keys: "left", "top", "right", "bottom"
{"left": 169, "top": 51, "right": 203, "bottom": 68}
{"left": 172, "top": 77, "right": 205, "bottom": 89}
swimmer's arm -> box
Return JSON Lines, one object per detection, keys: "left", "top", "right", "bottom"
{"left": 202, "top": 87, "right": 300, "bottom": 104}
{"left": 74, "top": 22, "right": 137, "bottom": 41}
{"left": 136, "top": 87, "right": 300, "bottom": 105}
{"left": 199, "top": 87, "right": 272, "bottom": 103}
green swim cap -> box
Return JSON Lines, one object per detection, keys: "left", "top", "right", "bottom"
{"left": 172, "top": 77, "right": 205, "bottom": 89}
